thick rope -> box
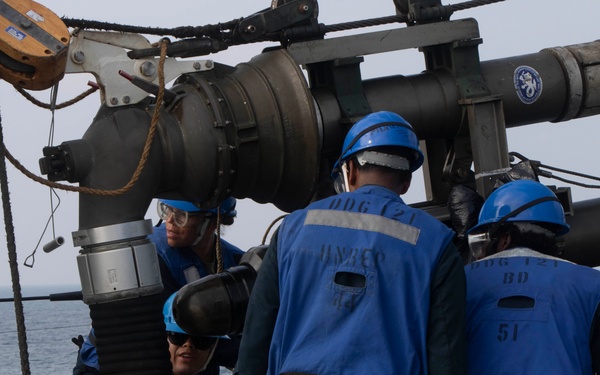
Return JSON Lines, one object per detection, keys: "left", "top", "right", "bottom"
{"left": 0, "top": 110, "right": 31, "bottom": 375}
{"left": 261, "top": 214, "right": 287, "bottom": 245}
{"left": 14, "top": 85, "right": 98, "bottom": 110}
{"left": 60, "top": 0, "right": 505, "bottom": 46}
{"left": 216, "top": 209, "right": 223, "bottom": 274}
{"left": 61, "top": 18, "right": 241, "bottom": 40}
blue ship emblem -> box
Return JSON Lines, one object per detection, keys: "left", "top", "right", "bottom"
{"left": 514, "top": 65, "right": 542, "bottom": 104}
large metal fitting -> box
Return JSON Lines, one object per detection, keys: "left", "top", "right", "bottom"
{"left": 74, "top": 219, "right": 162, "bottom": 304}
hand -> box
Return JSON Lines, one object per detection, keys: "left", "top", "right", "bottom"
{"left": 71, "top": 334, "right": 84, "bottom": 349}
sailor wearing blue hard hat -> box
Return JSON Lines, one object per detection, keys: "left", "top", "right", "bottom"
{"left": 466, "top": 179, "right": 570, "bottom": 260}
{"left": 153, "top": 197, "right": 242, "bottom": 283}
{"left": 464, "top": 179, "right": 600, "bottom": 374}
{"left": 153, "top": 197, "right": 244, "bottom": 374}
{"left": 74, "top": 197, "right": 244, "bottom": 374}
{"left": 157, "top": 197, "right": 237, "bottom": 249}
{"left": 331, "top": 110, "right": 424, "bottom": 194}
{"left": 236, "top": 111, "right": 467, "bottom": 375}
{"left": 164, "top": 292, "right": 228, "bottom": 375}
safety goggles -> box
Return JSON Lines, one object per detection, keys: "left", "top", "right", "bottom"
{"left": 333, "top": 162, "right": 350, "bottom": 194}
{"left": 167, "top": 331, "right": 217, "bottom": 350}
{"left": 467, "top": 232, "right": 492, "bottom": 260}
{"left": 157, "top": 202, "right": 202, "bottom": 227}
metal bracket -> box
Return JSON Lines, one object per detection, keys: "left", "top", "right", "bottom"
{"left": 236, "top": 0, "right": 318, "bottom": 43}
{"left": 306, "top": 56, "right": 371, "bottom": 119}
{"left": 287, "top": 18, "right": 480, "bottom": 65}
{"left": 65, "top": 30, "right": 215, "bottom": 107}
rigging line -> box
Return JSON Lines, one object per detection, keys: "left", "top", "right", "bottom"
{"left": 539, "top": 163, "right": 600, "bottom": 183}
{"left": 23, "top": 189, "right": 62, "bottom": 268}
{"left": 543, "top": 173, "right": 600, "bottom": 190}
{"left": 61, "top": 17, "right": 241, "bottom": 39}
{"left": 23, "top": 86, "right": 64, "bottom": 268}
{"left": 48, "top": 82, "right": 58, "bottom": 146}
{"left": 0, "top": 323, "right": 91, "bottom": 335}
{"left": 0, "top": 109, "right": 32, "bottom": 374}
{"left": 48, "top": 81, "right": 60, "bottom": 239}
{"left": 14, "top": 85, "right": 98, "bottom": 110}
{"left": 324, "top": 15, "right": 407, "bottom": 33}
{"left": 61, "top": 0, "right": 505, "bottom": 42}
{"left": 510, "top": 151, "right": 600, "bottom": 188}
{"left": 261, "top": 214, "right": 287, "bottom": 245}
{"left": 48, "top": 83, "right": 59, "bottom": 239}
{"left": 447, "top": 0, "right": 506, "bottom": 12}
{"left": 49, "top": 188, "right": 58, "bottom": 239}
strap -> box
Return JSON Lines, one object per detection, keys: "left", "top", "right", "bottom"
{"left": 489, "top": 195, "right": 560, "bottom": 236}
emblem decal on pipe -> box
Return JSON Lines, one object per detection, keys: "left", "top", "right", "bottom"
{"left": 514, "top": 65, "right": 542, "bottom": 104}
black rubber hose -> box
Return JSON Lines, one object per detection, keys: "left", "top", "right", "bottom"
{"left": 89, "top": 293, "right": 171, "bottom": 375}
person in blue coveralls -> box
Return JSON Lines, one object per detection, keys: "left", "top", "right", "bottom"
{"left": 153, "top": 197, "right": 244, "bottom": 298}
{"left": 235, "top": 111, "right": 467, "bottom": 375}
{"left": 74, "top": 197, "right": 244, "bottom": 375}
{"left": 464, "top": 179, "right": 600, "bottom": 374}
{"left": 72, "top": 291, "right": 229, "bottom": 375}
{"left": 152, "top": 197, "right": 244, "bottom": 374}
{"left": 163, "top": 292, "right": 225, "bottom": 375}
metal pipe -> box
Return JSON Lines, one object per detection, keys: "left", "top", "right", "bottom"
{"left": 561, "top": 197, "right": 600, "bottom": 266}
{"left": 351, "top": 40, "right": 600, "bottom": 141}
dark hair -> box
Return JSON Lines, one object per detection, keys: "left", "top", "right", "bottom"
{"left": 497, "top": 222, "right": 563, "bottom": 256}
{"left": 353, "top": 161, "right": 411, "bottom": 184}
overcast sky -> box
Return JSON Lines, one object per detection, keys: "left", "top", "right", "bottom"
{"left": 1, "top": 0, "right": 599, "bottom": 290}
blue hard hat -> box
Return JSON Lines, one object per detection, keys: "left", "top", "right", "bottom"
{"left": 159, "top": 196, "right": 237, "bottom": 218}
{"left": 332, "top": 111, "right": 424, "bottom": 176}
{"left": 469, "top": 180, "right": 569, "bottom": 235}
{"left": 164, "top": 293, "right": 186, "bottom": 334}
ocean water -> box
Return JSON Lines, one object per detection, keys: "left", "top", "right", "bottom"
{"left": 0, "top": 285, "right": 233, "bottom": 375}
{"left": 0, "top": 285, "right": 91, "bottom": 375}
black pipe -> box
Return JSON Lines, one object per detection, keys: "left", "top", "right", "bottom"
{"left": 359, "top": 41, "right": 600, "bottom": 141}
{"left": 174, "top": 264, "right": 257, "bottom": 337}
{"left": 561, "top": 197, "right": 600, "bottom": 266}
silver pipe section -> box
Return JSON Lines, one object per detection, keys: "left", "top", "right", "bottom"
{"left": 74, "top": 220, "right": 161, "bottom": 304}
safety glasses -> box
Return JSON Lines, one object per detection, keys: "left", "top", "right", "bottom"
{"left": 167, "top": 331, "right": 217, "bottom": 350}
{"left": 157, "top": 202, "right": 201, "bottom": 227}
{"left": 333, "top": 162, "right": 350, "bottom": 194}
{"left": 467, "top": 232, "right": 492, "bottom": 260}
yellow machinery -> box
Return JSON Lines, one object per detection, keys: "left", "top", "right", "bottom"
{"left": 0, "top": 0, "right": 69, "bottom": 90}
